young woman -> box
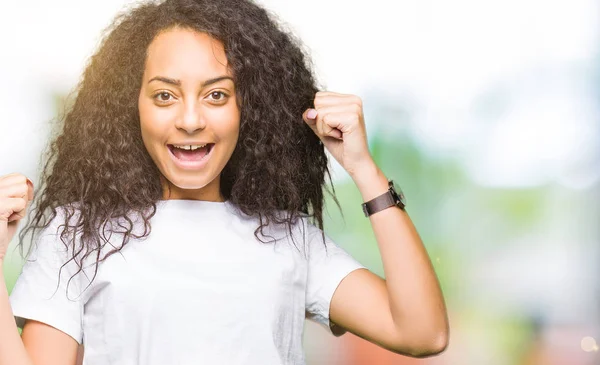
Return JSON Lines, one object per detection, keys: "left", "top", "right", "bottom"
{"left": 0, "top": 0, "right": 449, "bottom": 364}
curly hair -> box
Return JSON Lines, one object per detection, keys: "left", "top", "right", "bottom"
{"left": 16, "top": 0, "right": 343, "bottom": 295}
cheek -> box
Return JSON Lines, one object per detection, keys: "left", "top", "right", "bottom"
{"left": 217, "top": 105, "right": 241, "bottom": 140}
{"left": 139, "top": 101, "right": 171, "bottom": 144}
{"left": 138, "top": 110, "right": 156, "bottom": 150}
{"left": 138, "top": 98, "right": 153, "bottom": 137}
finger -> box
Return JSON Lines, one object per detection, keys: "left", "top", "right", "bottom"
{"left": 0, "top": 173, "right": 28, "bottom": 189}
{"left": 313, "top": 106, "right": 360, "bottom": 138}
{"left": 315, "top": 104, "right": 362, "bottom": 116}
{"left": 302, "top": 108, "right": 318, "bottom": 125}
{"left": 316, "top": 111, "right": 325, "bottom": 137}
{"left": 0, "top": 181, "right": 30, "bottom": 200}
{"left": 7, "top": 210, "right": 26, "bottom": 223}
{"left": 327, "top": 129, "right": 343, "bottom": 139}
{"left": 304, "top": 108, "right": 343, "bottom": 139}
{"left": 321, "top": 114, "right": 336, "bottom": 135}
{"left": 315, "top": 92, "right": 362, "bottom": 107}
{"left": 322, "top": 114, "right": 344, "bottom": 140}
{"left": 26, "top": 178, "right": 34, "bottom": 201}
{"left": 315, "top": 110, "right": 342, "bottom": 140}
{"left": 0, "top": 197, "right": 28, "bottom": 222}
{"left": 0, "top": 174, "right": 33, "bottom": 201}
{"left": 314, "top": 91, "right": 350, "bottom": 97}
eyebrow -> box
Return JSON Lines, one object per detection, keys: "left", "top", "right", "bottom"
{"left": 148, "top": 75, "right": 234, "bottom": 88}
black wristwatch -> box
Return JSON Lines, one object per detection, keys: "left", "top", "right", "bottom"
{"left": 361, "top": 179, "right": 406, "bottom": 217}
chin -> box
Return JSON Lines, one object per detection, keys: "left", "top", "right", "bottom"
{"left": 168, "top": 178, "right": 207, "bottom": 190}
{"left": 167, "top": 170, "right": 218, "bottom": 188}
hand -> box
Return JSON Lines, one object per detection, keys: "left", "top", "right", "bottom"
{"left": 0, "top": 173, "right": 34, "bottom": 262}
{"left": 302, "top": 91, "right": 376, "bottom": 178}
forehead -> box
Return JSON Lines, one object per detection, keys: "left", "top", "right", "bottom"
{"left": 144, "top": 27, "right": 230, "bottom": 79}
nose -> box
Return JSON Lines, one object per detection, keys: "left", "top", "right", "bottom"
{"left": 174, "top": 100, "right": 206, "bottom": 134}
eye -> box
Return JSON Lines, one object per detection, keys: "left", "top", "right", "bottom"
{"left": 208, "top": 91, "right": 228, "bottom": 102}
{"left": 153, "top": 91, "right": 175, "bottom": 104}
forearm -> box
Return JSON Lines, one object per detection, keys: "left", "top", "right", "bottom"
{"left": 351, "top": 162, "right": 449, "bottom": 347}
{"left": 0, "top": 265, "right": 33, "bottom": 365}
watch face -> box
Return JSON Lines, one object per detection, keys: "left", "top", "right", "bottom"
{"left": 389, "top": 180, "right": 406, "bottom": 206}
{"left": 390, "top": 188, "right": 400, "bottom": 202}
{"left": 398, "top": 190, "right": 406, "bottom": 205}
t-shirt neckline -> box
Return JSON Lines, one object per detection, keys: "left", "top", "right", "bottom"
{"left": 156, "top": 199, "right": 232, "bottom": 211}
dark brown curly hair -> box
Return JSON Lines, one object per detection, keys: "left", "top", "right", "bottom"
{"left": 16, "top": 0, "right": 342, "bottom": 294}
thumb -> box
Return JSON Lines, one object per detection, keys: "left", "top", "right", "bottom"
{"left": 302, "top": 108, "right": 318, "bottom": 126}
{"left": 26, "top": 178, "right": 34, "bottom": 201}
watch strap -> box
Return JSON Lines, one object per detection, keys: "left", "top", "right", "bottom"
{"left": 361, "top": 180, "right": 405, "bottom": 217}
{"left": 362, "top": 192, "right": 396, "bottom": 217}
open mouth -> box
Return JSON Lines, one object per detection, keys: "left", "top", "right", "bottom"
{"left": 167, "top": 143, "right": 214, "bottom": 162}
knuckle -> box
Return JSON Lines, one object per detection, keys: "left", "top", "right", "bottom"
{"left": 18, "top": 175, "right": 28, "bottom": 185}
{"left": 1, "top": 172, "right": 17, "bottom": 181}
{"left": 9, "top": 197, "right": 27, "bottom": 214}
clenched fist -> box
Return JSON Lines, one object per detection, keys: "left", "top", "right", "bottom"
{"left": 0, "top": 173, "right": 34, "bottom": 262}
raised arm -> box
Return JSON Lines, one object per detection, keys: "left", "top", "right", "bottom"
{"left": 1, "top": 267, "right": 80, "bottom": 365}
{"left": 0, "top": 173, "right": 80, "bottom": 365}
{"left": 302, "top": 92, "right": 449, "bottom": 357}
{"left": 329, "top": 163, "right": 449, "bottom": 357}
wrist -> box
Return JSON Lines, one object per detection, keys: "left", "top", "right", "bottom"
{"left": 351, "top": 163, "right": 389, "bottom": 201}
{"left": 349, "top": 158, "right": 377, "bottom": 182}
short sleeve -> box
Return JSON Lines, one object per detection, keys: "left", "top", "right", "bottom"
{"left": 8, "top": 215, "right": 85, "bottom": 345}
{"left": 304, "top": 220, "right": 367, "bottom": 337}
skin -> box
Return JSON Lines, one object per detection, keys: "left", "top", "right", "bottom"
{"left": 138, "top": 27, "right": 241, "bottom": 202}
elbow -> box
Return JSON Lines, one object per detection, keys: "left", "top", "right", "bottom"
{"left": 391, "top": 330, "right": 449, "bottom": 358}
{"left": 408, "top": 333, "right": 449, "bottom": 358}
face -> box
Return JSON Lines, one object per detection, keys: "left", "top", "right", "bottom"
{"left": 138, "top": 27, "right": 240, "bottom": 201}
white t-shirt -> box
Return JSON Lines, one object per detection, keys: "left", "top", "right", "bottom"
{"left": 9, "top": 199, "right": 366, "bottom": 365}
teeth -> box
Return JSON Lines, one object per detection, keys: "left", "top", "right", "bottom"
{"left": 172, "top": 144, "right": 208, "bottom": 151}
